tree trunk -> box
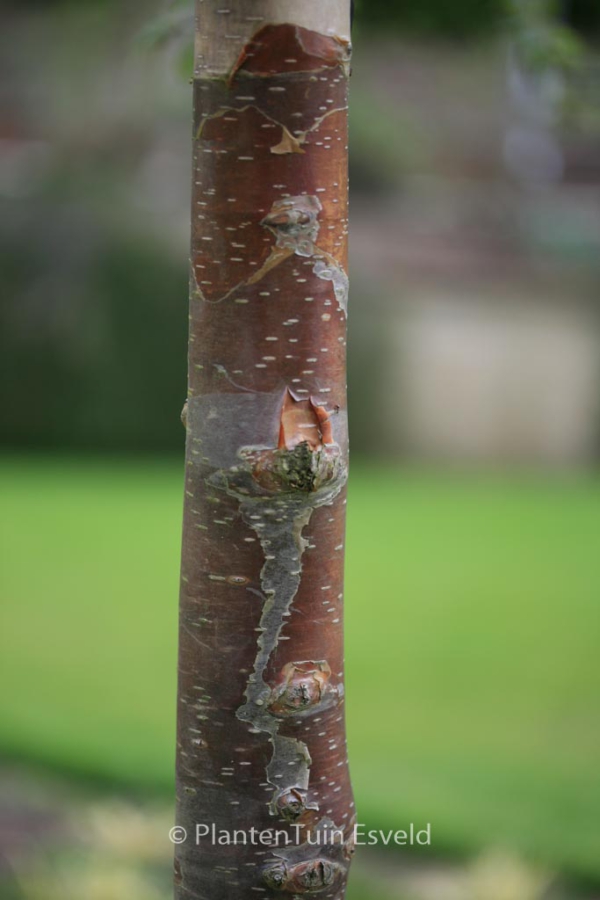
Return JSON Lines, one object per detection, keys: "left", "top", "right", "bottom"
{"left": 175, "top": 2, "right": 354, "bottom": 898}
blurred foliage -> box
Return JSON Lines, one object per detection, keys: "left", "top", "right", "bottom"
{"left": 136, "top": 6, "right": 192, "bottom": 53}
{"left": 138, "top": 9, "right": 193, "bottom": 55}
{"left": 135, "top": 0, "right": 194, "bottom": 79}
{"left": 508, "top": 0, "right": 585, "bottom": 72}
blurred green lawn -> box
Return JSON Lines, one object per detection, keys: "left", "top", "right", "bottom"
{"left": 1, "top": 459, "right": 599, "bottom": 882}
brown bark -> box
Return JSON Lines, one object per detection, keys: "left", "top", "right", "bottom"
{"left": 175, "top": 3, "right": 354, "bottom": 898}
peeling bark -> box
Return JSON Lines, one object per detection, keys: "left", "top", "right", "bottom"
{"left": 175, "top": 3, "right": 354, "bottom": 898}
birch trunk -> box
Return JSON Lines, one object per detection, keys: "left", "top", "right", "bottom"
{"left": 175, "top": 3, "right": 354, "bottom": 897}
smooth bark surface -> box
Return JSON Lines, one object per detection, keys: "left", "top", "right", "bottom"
{"left": 175, "top": 3, "right": 354, "bottom": 897}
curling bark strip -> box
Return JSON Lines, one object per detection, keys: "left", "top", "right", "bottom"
{"left": 175, "top": 4, "right": 354, "bottom": 898}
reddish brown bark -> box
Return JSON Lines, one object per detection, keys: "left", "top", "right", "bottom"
{"left": 175, "top": 8, "right": 353, "bottom": 899}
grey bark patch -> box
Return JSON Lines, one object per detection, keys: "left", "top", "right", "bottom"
{"left": 186, "top": 391, "right": 284, "bottom": 469}
{"left": 231, "top": 487, "right": 343, "bottom": 813}
{"left": 187, "top": 390, "right": 348, "bottom": 470}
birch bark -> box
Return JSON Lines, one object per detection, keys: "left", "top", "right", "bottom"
{"left": 175, "top": 3, "right": 354, "bottom": 897}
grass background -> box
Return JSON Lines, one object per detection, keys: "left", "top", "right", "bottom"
{"left": 1, "top": 459, "right": 599, "bottom": 882}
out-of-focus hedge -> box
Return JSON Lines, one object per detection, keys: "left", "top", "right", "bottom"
{"left": 354, "top": 0, "right": 506, "bottom": 38}
{"left": 354, "top": 0, "right": 600, "bottom": 38}
{"left": 0, "top": 215, "right": 188, "bottom": 454}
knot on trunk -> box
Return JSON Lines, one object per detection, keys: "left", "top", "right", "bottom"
{"left": 220, "top": 390, "right": 345, "bottom": 501}
{"left": 263, "top": 858, "right": 343, "bottom": 893}
{"left": 268, "top": 661, "right": 334, "bottom": 717}
{"left": 262, "top": 196, "right": 321, "bottom": 255}
{"left": 274, "top": 787, "right": 308, "bottom": 821}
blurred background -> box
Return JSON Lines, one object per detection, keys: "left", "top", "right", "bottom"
{"left": 1, "top": 1, "right": 600, "bottom": 898}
